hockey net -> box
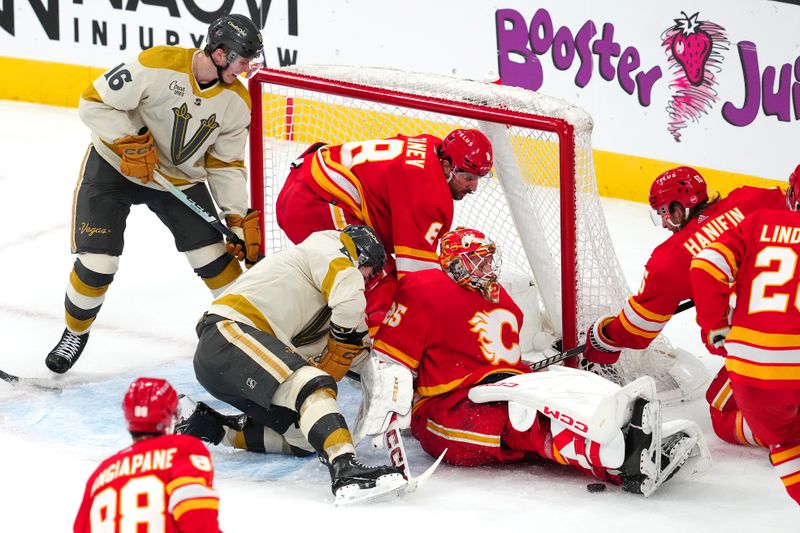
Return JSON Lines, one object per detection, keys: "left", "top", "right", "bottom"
{"left": 247, "top": 66, "right": 708, "bottom": 402}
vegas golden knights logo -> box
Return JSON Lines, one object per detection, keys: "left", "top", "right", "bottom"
{"left": 170, "top": 103, "right": 219, "bottom": 164}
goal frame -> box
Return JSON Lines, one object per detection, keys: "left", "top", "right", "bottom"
{"left": 247, "top": 67, "right": 579, "bottom": 350}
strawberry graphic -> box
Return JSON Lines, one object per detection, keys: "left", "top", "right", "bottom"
{"left": 661, "top": 11, "right": 728, "bottom": 142}
{"left": 670, "top": 12, "right": 712, "bottom": 86}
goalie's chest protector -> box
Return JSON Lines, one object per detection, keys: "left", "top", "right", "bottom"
{"left": 394, "top": 270, "right": 528, "bottom": 396}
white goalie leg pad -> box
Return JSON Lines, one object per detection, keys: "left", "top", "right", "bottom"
{"left": 551, "top": 419, "right": 626, "bottom": 470}
{"left": 469, "top": 366, "right": 657, "bottom": 444}
{"left": 659, "top": 418, "right": 712, "bottom": 482}
{"left": 353, "top": 354, "right": 414, "bottom": 445}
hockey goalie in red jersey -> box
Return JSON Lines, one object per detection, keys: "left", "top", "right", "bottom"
{"left": 354, "top": 227, "right": 711, "bottom": 496}
{"left": 275, "top": 129, "right": 493, "bottom": 331}
{"left": 690, "top": 165, "right": 800, "bottom": 506}
{"left": 73, "top": 378, "right": 221, "bottom": 533}
{"left": 582, "top": 166, "right": 786, "bottom": 448}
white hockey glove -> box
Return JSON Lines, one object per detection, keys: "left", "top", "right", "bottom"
{"left": 353, "top": 354, "right": 414, "bottom": 448}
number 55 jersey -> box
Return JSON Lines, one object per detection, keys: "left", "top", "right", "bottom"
{"left": 373, "top": 268, "right": 529, "bottom": 398}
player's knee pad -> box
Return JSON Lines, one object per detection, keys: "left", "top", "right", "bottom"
{"left": 77, "top": 252, "right": 119, "bottom": 276}
{"left": 68, "top": 254, "right": 118, "bottom": 317}
{"left": 184, "top": 242, "right": 226, "bottom": 269}
{"left": 279, "top": 365, "right": 338, "bottom": 414}
{"left": 186, "top": 243, "right": 242, "bottom": 295}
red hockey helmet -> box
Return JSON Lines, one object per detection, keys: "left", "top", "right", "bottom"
{"left": 648, "top": 166, "right": 708, "bottom": 223}
{"left": 440, "top": 129, "right": 493, "bottom": 177}
{"left": 438, "top": 227, "right": 501, "bottom": 301}
{"left": 787, "top": 164, "right": 800, "bottom": 212}
{"left": 122, "top": 377, "right": 179, "bottom": 435}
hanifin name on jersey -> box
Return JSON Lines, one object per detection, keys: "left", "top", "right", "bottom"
{"left": 683, "top": 207, "right": 745, "bottom": 255}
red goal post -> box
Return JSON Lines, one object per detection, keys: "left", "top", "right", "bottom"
{"left": 248, "top": 66, "right": 578, "bottom": 350}
{"left": 246, "top": 65, "right": 707, "bottom": 401}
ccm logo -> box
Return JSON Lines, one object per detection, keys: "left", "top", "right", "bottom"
{"left": 482, "top": 382, "right": 518, "bottom": 388}
{"left": 543, "top": 406, "right": 589, "bottom": 433}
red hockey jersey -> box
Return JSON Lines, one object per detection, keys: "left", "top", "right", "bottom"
{"left": 302, "top": 134, "right": 453, "bottom": 275}
{"left": 691, "top": 209, "right": 800, "bottom": 389}
{"left": 74, "top": 434, "right": 220, "bottom": 533}
{"left": 373, "top": 269, "right": 529, "bottom": 398}
{"left": 600, "top": 186, "right": 786, "bottom": 350}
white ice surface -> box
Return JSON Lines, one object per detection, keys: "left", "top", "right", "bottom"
{"left": 0, "top": 101, "right": 794, "bottom": 532}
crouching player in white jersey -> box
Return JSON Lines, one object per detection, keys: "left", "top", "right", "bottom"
{"left": 176, "top": 226, "right": 406, "bottom": 505}
{"left": 355, "top": 228, "right": 711, "bottom": 496}
{"left": 74, "top": 377, "right": 221, "bottom": 533}
{"left": 46, "top": 14, "right": 265, "bottom": 374}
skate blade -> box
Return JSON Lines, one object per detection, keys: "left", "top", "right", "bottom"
{"left": 334, "top": 473, "right": 408, "bottom": 506}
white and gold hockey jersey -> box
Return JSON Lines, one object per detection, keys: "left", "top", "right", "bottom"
{"left": 206, "top": 230, "right": 369, "bottom": 359}
{"left": 79, "top": 46, "right": 251, "bottom": 217}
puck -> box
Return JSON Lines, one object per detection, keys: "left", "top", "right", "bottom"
{"left": 586, "top": 482, "right": 606, "bottom": 493}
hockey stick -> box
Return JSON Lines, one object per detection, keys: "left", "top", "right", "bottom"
{"left": 150, "top": 170, "right": 264, "bottom": 263}
{"left": 384, "top": 412, "right": 446, "bottom": 495}
{"left": 529, "top": 300, "right": 696, "bottom": 371}
{"left": 0, "top": 369, "right": 63, "bottom": 392}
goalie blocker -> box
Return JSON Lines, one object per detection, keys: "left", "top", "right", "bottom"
{"left": 469, "top": 366, "right": 712, "bottom": 496}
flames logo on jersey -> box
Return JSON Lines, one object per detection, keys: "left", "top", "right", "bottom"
{"left": 468, "top": 308, "right": 520, "bottom": 365}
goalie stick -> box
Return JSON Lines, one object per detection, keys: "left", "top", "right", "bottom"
{"left": 384, "top": 412, "right": 446, "bottom": 496}
{"left": 0, "top": 368, "right": 62, "bottom": 392}
{"left": 529, "top": 300, "right": 696, "bottom": 371}
{"left": 150, "top": 170, "right": 264, "bottom": 264}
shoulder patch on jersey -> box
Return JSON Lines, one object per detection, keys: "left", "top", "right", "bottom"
{"left": 189, "top": 454, "right": 213, "bottom": 472}
{"left": 222, "top": 79, "right": 252, "bottom": 111}
{"left": 139, "top": 46, "right": 193, "bottom": 75}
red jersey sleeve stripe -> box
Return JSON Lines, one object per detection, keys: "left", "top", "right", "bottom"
{"left": 172, "top": 497, "right": 220, "bottom": 521}
{"left": 627, "top": 297, "right": 672, "bottom": 323}
{"left": 166, "top": 476, "right": 208, "bottom": 494}
{"left": 394, "top": 246, "right": 439, "bottom": 260}
{"left": 373, "top": 340, "right": 418, "bottom": 370}
{"left": 618, "top": 311, "right": 661, "bottom": 340}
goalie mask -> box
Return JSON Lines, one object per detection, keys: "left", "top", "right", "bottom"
{"left": 648, "top": 166, "right": 708, "bottom": 228}
{"left": 205, "top": 14, "right": 265, "bottom": 79}
{"left": 122, "top": 377, "right": 179, "bottom": 435}
{"left": 439, "top": 228, "right": 501, "bottom": 302}
{"left": 787, "top": 164, "right": 800, "bottom": 212}
{"left": 440, "top": 129, "right": 494, "bottom": 179}
{"left": 342, "top": 225, "right": 386, "bottom": 273}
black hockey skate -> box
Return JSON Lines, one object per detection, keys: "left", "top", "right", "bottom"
{"left": 175, "top": 396, "right": 247, "bottom": 445}
{"left": 45, "top": 329, "right": 89, "bottom": 374}
{"left": 620, "top": 398, "right": 695, "bottom": 496}
{"left": 326, "top": 453, "right": 407, "bottom": 506}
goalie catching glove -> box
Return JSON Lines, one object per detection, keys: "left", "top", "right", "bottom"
{"left": 114, "top": 128, "right": 159, "bottom": 184}
{"left": 225, "top": 209, "right": 262, "bottom": 266}
{"left": 353, "top": 354, "right": 413, "bottom": 447}
{"left": 313, "top": 322, "right": 369, "bottom": 381}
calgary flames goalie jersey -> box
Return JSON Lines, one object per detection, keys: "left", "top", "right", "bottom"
{"left": 373, "top": 269, "right": 529, "bottom": 398}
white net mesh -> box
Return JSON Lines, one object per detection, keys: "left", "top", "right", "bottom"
{"left": 249, "top": 65, "right": 707, "bottom": 401}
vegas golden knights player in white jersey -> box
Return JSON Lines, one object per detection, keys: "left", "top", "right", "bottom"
{"left": 46, "top": 15, "right": 266, "bottom": 374}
